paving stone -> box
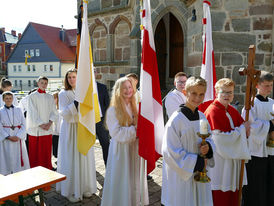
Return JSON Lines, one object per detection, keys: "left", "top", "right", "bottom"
{"left": 26, "top": 141, "right": 164, "bottom": 206}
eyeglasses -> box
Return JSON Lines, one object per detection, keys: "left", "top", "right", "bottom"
{"left": 176, "top": 81, "right": 186, "bottom": 85}
{"left": 219, "top": 90, "right": 233, "bottom": 96}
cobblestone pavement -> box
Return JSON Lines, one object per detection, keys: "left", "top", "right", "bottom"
{"left": 24, "top": 141, "right": 163, "bottom": 206}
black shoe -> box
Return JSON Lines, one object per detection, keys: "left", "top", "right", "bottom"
{"left": 147, "top": 175, "right": 153, "bottom": 180}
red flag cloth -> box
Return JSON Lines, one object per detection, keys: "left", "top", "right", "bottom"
{"left": 137, "top": 0, "right": 165, "bottom": 174}
{"left": 199, "top": 0, "right": 217, "bottom": 113}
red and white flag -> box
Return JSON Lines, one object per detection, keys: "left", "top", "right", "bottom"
{"left": 199, "top": 0, "right": 216, "bottom": 112}
{"left": 137, "top": 0, "right": 165, "bottom": 174}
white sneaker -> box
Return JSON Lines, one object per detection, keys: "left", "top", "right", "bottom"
{"left": 83, "top": 192, "right": 92, "bottom": 198}
{"left": 68, "top": 196, "right": 80, "bottom": 203}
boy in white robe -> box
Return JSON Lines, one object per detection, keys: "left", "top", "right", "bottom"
{"left": 242, "top": 71, "right": 274, "bottom": 206}
{"left": 161, "top": 76, "right": 215, "bottom": 206}
{"left": 26, "top": 76, "right": 58, "bottom": 169}
{"left": 164, "top": 72, "right": 187, "bottom": 118}
{"left": 0, "top": 91, "right": 29, "bottom": 175}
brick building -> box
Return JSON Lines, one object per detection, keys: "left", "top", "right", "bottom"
{"left": 0, "top": 28, "right": 20, "bottom": 75}
{"left": 82, "top": 0, "right": 273, "bottom": 106}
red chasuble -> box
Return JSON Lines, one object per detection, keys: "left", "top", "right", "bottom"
{"left": 204, "top": 100, "right": 244, "bottom": 206}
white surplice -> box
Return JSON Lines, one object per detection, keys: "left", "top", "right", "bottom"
{"left": 56, "top": 89, "right": 97, "bottom": 200}
{"left": 208, "top": 112, "right": 251, "bottom": 192}
{"left": 26, "top": 91, "right": 58, "bottom": 136}
{"left": 161, "top": 111, "right": 215, "bottom": 206}
{"left": 0, "top": 106, "right": 30, "bottom": 175}
{"left": 243, "top": 97, "right": 274, "bottom": 157}
{"left": 101, "top": 105, "right": 149, "bottom": 206}
{"left": 165, "top": 89, "right": 186, "bottom": 118}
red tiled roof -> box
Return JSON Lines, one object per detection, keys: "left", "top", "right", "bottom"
{"left": 31, "top": 22, "right": 77, "bottom": 63}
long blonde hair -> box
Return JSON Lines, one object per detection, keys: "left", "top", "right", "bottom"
{"left": 109, "top": 77, "right": 138, "bottom": 126}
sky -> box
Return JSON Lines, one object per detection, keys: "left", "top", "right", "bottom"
{"left": 0, "top": 0, "right": 78, "bottom": 34}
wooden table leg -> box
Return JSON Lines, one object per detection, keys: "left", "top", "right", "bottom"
{"left": 38, "top": 189, "right": 45, "bottom": 206}
{"left": 18, "top": 195, "right": 24, "bottom": 206}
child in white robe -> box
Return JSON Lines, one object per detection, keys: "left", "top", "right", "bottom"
{"left": 161, "top": 76, "right": 215, "bottom": 206}
{"left": 242, "top": 71, "right": 274, "bottom": 206}
{"left": 0, "top": 91, "right": 29, "bottom": 175}
{"left": 101, "top": 77, "right": 149, "bottom": 206}
{"left": 161, "top": 77, "right": 215, "bottom": 206}
{"left": 0, "top": 78, "right": 19, "bottom": 107}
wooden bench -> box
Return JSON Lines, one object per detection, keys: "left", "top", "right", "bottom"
{"left": 0, "top": 166, "right": 66, "bottom": 206}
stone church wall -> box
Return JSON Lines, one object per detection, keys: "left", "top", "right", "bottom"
{"left": 82, "top": 0, "right": 273, "bottom": 107}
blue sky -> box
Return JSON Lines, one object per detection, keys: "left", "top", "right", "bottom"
{"left": 1, "top": 0, "right": 77, "bottom": 34}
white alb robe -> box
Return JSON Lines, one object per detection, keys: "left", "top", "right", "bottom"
{"left": 26, "top": 91, "right": 58, "bottom": 136}
{"left": 208, "top": 112, "right": 251, "bottom": 192}
{"left": 161, "top": 111, "right": 215, "bottom": 206}
{"left": 0, "top": 106, "right": 29, "bottom": 175}
{"left": 165, "top": 89, "right": 186, "bottom": 118}
{"left": 101, "top": 106, "right": 149, "bottom": 206}
{"left": 56, "top": 89, "right": 97, "bottom": 200}
{"left": 243, "top": 97, "right": 274, "bottom": 157}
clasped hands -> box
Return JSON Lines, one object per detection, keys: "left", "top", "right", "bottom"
{"left": 39, "top": 121, "right": 53, "bottom": 131}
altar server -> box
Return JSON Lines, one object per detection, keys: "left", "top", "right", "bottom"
{"left": 26, "top": 76, "right": 58, "bottom": 169}
{"left": 101, "top": 77, "right": 149, "bottom": 206}
{"left": 164, "top": 72, "right": 187, "bottom": 118}
{"left": 161, "top": 76, "right": 215, "bottom": 206}
{"left": 0, "top": 78, "right": 18, "bottom": 107}
{"left": 56, "top": 69, "right": 97, "bottom": 203}
{"left": 0, "top": 91, "right": 29, "bottom": 175}
{"left": 204, "top": 78, "right": 251, "bottom": 206}
{"left": 242, "top": 71, "right": 274, "bottom": 206}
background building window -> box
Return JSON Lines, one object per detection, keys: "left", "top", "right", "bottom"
{"left": 30, "top": 49, "right": 34, "bottom": 57}
{"left": 32, "top": 65, "right": 36, "bottom": 71}
{"left": 50, "top": 65, "right": 53, "bottom": 72}
{"left": 44, "top": 65, "right": 47, "bottom": 72}
{"left": 28, "top": 80, "right": 31, "bottom": 87}
{"left": 13, "top": 65, "right": 16, "bottom": 72}
{"left": 14, "top": 80, "right": 17, "bottom": 87}
{"left": 35, "top": 49, "right": 40, "bottom": 56}
{"left": 19, "top": 80, "right": 22, "bottom": 86}
{"left": 27, "top": 65, "right": 31, "bottom": 71}
{"left": 25, "top": 50, "right": 29, "bottom": 55}
{"left": 18, "top": 65, "right": 21, "bottom": 72}
{"left": 33, "top": 80, "right": 37, "bottom": 87}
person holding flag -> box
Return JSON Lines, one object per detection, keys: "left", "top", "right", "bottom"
{"left": 101, "top": 77, "right": 149, "bottom": 206}
{"left": 56, "top": 69, "right": 97, "bottom": 203}
{"left": 57, "top": 0, "right": 99, "bottom": 202}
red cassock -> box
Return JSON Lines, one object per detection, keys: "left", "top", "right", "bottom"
{"left": 28, "top": 134, "right": 52, "bottom": 170}
{"left": 204, "top": 100, "right": 244, "bottom": 206}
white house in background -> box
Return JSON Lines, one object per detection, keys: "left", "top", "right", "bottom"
{"left": 7, "top": 22, "right": 77, "bottom": 91}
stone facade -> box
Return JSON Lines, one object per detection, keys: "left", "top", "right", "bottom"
{"left": 81, "top": 0, "right": 273, "bottom": 107}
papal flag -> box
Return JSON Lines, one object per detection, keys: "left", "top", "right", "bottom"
{"left": 75, "top": 0, "right": 101, "bottom": 155}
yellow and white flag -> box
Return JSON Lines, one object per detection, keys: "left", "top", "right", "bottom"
{"left": 75, "top": 0, "right": 101, "bottom": 155}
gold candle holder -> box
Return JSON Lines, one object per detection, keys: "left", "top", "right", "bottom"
{"left": 194, "top": 132, "right": 211, "bottom": 183}
{"left": 266, "top": 113, "right": 274, "bottom": 147}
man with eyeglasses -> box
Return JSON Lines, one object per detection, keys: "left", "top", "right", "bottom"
{"left": 165, "top": 72, "right": 187, "bottom": 118}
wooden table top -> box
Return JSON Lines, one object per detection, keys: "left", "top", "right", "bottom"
{"left": 0, "top": 166, "right": 66, "bottom": 203}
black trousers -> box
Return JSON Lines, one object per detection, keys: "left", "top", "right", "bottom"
{"left": 242, "top": 156, "right": 268, "bottom": 206}
{"left": 96, "top": 121, "right": 110, "bottom": 166}
{"left": 52, "top": 135, "right": 59, "bottom": 158}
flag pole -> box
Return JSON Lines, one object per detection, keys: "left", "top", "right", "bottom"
{"left": 139, "top": 1, "right": 146, "bottom": 205}
{"left": 75, "top": 0, "right": 83, "bottom": 69}
{"left": 140, "top": 158, "right": 145, "bottom": 206}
